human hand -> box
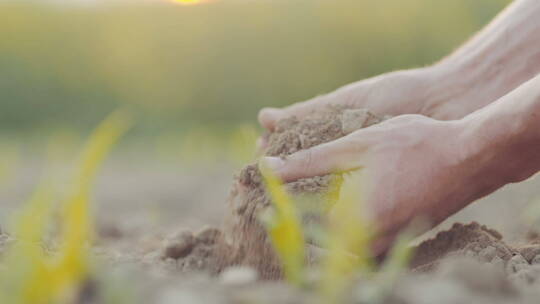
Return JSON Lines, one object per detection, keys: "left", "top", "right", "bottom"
{"left": 258, "top": 68, "right": 437, "bottom": 132}
{"left": 260, "top": 115, "right": 479, "bottom": 254}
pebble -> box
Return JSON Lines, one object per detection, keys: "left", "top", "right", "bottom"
{"left": 219, "top": 266, "right": 258, "bottom": 285}
{"left": 163, "top": 230, "right": 195, "bottom": 259}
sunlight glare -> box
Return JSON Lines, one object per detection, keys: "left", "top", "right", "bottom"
{"left": 171, "top": 0, "right": 207, "bottom": 5}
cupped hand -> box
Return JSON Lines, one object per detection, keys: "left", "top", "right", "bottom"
{"left": 258, "top": 68, "right": 438, "bottom": 132}
{"left": 261, "top": 115, "right": 478, "bottom": 254}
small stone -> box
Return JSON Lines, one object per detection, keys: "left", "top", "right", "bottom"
{"left": 532, "top": 254, "right": 540, "bottom": 265}
{"left": 163, "top": 230, "right": 195, "bottom": 259}
{"left": 219, "top": 266, "right": 258, "bottom": 285}
{"left": 506, "top": 254, "right": 529, "bottom": 274}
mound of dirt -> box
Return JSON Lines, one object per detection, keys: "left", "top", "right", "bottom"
{"left": 411, "top": 222, "right": 515, "bottom": 271}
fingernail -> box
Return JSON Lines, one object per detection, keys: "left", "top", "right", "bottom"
{"left": 259, "top": 156, "right": 285, "bottom": 172}
{"left": 259, "top": 108, "right": 281, "bottom": 128}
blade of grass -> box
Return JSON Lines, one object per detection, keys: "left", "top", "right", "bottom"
{"left": 320, "top": 171, "right": 374, "bottom": 304}
{"left": 260, "top": 164, "right": 306, "bottom": 286}
{"left": 0, "top": 110, "right": 132, "bottom": 304}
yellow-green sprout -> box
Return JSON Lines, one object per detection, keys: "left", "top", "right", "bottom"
{"left": 0, "top": 110, "right": 131, "bottom": 304}
{"left": 260, "top": 165, "right": 306, "bottom": 286}
{"left": 320, "top": 170, "right": 374, "bottom": 304}
{"left": 320, "top": 170, "right": 415, "bottom": 304}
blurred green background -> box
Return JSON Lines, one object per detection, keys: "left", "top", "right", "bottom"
{"left": 0, "top": 0, "right": 510, "bottom": 156}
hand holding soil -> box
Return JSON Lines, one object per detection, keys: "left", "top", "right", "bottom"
{"left": 258, "top": 0, "right": 540, "bottom": 256}
{"left": 261, "top": 114, "right": 467, "bottom": 254}
{"left": 260, "top": 75, "right": 540, "bottom": 256}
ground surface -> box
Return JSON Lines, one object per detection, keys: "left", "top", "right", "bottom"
{"left": 1, "top": 144, "right": 540, "bottom": 303}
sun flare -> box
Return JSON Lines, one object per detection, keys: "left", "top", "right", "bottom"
{"left": 170, "top": 0, "right": 207, "bottom": 5}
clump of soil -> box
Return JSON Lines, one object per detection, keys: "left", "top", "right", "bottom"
{"left": 161, "top": 227, "right": 223, "bottom": 273}
{"left": 411, "top": 222, "right": 515, "bottom": 271}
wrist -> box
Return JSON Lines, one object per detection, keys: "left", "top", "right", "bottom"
{"left": 418, "top": 61, "right": 488, "bottom": 120}
{"left": 374, "top": 64, "right": 482, "bottom": 120}
{"left": 455, "top": 109, "right": 535, "bottom": 196}
{"left": 358, "top": 67, "right": 441, "bottom": 116}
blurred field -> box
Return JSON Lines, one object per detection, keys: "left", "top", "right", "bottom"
{"left": 1, "top": 0, "right": 530, "bottom": 257}
{"left": 2, "top": 0, "right": 509, "bottom": 136}
{"left": 4, "top": 2, "right": 540, "bottom": 302}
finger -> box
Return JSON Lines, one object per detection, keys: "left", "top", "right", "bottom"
{"left": 260, "top": 134, "right": 368, "bottom": 182}
{"left": 258, "top": 107, "right": 283, "bottom": 131}
{"left": 258, "top": 96, "right": 330, "bottom": 131}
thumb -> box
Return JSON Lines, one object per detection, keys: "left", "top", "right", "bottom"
{"left": 260, "top": 135, "right": 367, "bottom": 182}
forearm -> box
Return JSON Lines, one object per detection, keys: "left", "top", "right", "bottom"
{"left": 428, "top": 0, "right": 540, "bottom": 119}
{"left": 458, "top": 74, "right": 540, "bottom": 204}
